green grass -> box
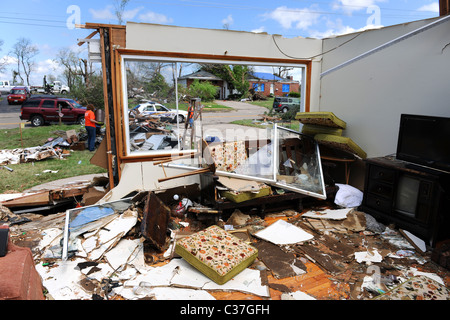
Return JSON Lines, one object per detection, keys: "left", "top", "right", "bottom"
{"left": 0, "top": 124, "right": 85, "bottom": 149}
{"left": 0, "top": 124, "right": 107, "bottom": 193}
{"left": 231, "top": 119, "right": 301, "bottom": 131}
{"left": 248, "top": 97, "right": 274, "bottom": 110}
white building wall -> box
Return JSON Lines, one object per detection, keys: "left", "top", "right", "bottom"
{"left": 319, "top": 17, "right": 450, "bottom": 158}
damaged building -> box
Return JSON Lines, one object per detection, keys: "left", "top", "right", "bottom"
{"left": 1, "top": 4, "right": 450, "bottom": 303}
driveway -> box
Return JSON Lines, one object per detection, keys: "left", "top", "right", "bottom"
{"left": 199, "top": 100, "right": 271, "bottom": 142}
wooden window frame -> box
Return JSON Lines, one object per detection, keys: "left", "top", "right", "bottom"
{"left": 115, "top": 48, "right": 312, "bottom": 163}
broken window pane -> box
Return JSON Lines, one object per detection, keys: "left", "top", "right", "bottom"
{"left": 62, "top": 198, "right": 134, "bottom": 260}
{"left": 275, "top": 125, "right": 326, "bottom": 199}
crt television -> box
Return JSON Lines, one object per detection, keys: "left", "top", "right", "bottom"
{"left": 396, "top": 114, "right": 450, "bottom": 173}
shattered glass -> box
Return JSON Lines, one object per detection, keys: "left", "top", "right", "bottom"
{"left": 275, "top": 125, "right": 326, "bottom": 199}
{"left": 62, "top": 198, "right": 134, "bottom": 260}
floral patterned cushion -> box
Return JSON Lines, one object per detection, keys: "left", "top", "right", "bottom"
{"left": 374, "top": 275, "right": 450, "bottom": 300}
{"left": 209, "top": 141, "right": 248, "bottom": 172}
{"left": 175, "top": 225, "right": 258, "bottom": 284}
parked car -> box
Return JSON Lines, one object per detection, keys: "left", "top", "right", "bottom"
{"left": 20, "top": 96, "right": 86, "bottom": 127}
{"left": 0, "top": 80, "right": 14, "bottom": 94}
{"left": 7, "top": 86, "right": 31, "bottom": 105}
{"left": 129, "top": 101, "right": 188, "bottom": 123}
{"left": 272, "top": 97, "right": 301, "bottom": 113}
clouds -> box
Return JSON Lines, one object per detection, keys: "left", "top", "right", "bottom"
{"left": 263, "top": 5, "right": 321, "bottom": 30}
{"left": 222, "top": 14, "right": 234, "bottom": 28}
{"left": 261, "top": 2, "right": 387, "bottom": 38}
{"left": 332, "top": 0, "right": 386, "bottom": 14}
{"left": 138, "top": 11, "right": 173, "bottom": 24}
{"left": 89, "top": 5, "right": 173, "bottom": 24}
{"left": 417, "top": 2, "right": 440, "bottom": 13}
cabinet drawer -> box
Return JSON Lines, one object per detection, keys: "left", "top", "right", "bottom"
{"left": 368, "top": 181, "right": 394, "bottom": 199}
{"left": 366, "top": 195, "right": 391, "bottom": 213}
{"left": 369, "top": 165, "right": 395, "bottom": 184}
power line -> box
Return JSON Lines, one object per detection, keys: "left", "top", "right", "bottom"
{"left": 135, "top": 0, "right": 437, "bottom": 18}
{"left": 0, "top": 16, "right": 66, "bottom": 24}
{"left": 0, "top": 20, "right": 67, "bottom": 29}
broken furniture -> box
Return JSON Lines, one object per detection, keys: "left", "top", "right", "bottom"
{"left": 175, "top": 225, "right": 258, "bottom": 285}
{"left": 0, "top": 232, "right": 45, "bottom": 300}
{"left": 360, "top": 156, "right": 450, "bottom": 248}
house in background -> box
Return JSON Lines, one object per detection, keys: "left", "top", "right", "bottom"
{"left": 177, "top": 70, "right": 229, "bottom": 99}
{"left": 178, "top": 70, "right": 301, "bottom": 99}
{"left": 248, "top": 72, "right": 300, "bottom": 97}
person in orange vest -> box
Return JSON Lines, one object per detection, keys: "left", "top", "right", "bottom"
{"left": 85, "top": 104, "right": 100, "bottom": 151}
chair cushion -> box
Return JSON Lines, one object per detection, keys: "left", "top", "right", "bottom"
{"left": 175, "top": 225, "right": 258, "bottom": 284}
{"left": 296, "top": 111, "right": 347, "bottom": 129}
{"left": 314, "top": 134, "right": 367, "bottom": 159}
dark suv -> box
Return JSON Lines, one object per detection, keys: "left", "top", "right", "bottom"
{"left": 20, "top": 96, "right": 86, "bottom": 127}
{"left": 272, "top": 97, "right": 301, "bottom": 113}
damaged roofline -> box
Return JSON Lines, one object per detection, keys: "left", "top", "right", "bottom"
{"left": 321, "top": 15, "right": 450, "bottom": 77}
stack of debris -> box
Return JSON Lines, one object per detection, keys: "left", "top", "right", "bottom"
{"left": 2, "top": 182, "right": 449, "bottom": 300}
{"left": 0, "top": 129, "right": 100, "bottom": 167}
{"left": 0, "top": 175, "right": 109, "bottom": 217}
{"left": 129, "top": 111, "right": 180, "bottom": 152}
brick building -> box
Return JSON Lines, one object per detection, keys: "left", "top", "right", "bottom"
{"left": 248, "top": 72, "right": 300, "bottom": 97}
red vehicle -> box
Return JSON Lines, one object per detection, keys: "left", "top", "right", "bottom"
{"left": 7, "top": 86, "right": 30, "bottom": 105}
{"left": 20, "top": 96, "right": 87, "bottom": 127}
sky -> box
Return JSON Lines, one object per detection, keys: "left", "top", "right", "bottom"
{"left": 0, "top": 0, "right": 440, "bottom": 86}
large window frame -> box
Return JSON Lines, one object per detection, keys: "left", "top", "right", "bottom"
{"left": 118, "top": 51, "right": 310, "bottom": 160}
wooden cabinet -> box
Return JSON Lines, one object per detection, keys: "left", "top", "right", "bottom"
{"left": 360, "top": 157, "right": 450, "bottom": 247}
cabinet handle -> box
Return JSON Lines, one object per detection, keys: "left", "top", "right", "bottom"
{"left": 376, "top": 200, "right": 381, "bottom": 206}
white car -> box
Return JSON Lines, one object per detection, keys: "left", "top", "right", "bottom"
{"left": 130, "top": 102, "right": 187, "bottom": 123}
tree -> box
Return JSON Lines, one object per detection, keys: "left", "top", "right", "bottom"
{"left": 71, "top": 73, "right": 104, "bottom": 110}
{"left": 0, "top": 39, "right": 8, "bottom": 74}
{"left": 11, "top": 38, "right": 39, "bottom": 86}
{"left": 200, "top": 64, "right": 250, "bottom": 98}
{"left": 114, "top": 0, "right": 131, "bottom": 25}
{"left": 55, "top": 48, "right": 94, "bottom": 87}
{"left": 188, "top": 79, "right": 218, "bottom": 102}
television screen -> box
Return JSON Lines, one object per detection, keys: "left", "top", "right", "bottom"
{"left": 396, "top": 114, "right": 450, "bottom": 173}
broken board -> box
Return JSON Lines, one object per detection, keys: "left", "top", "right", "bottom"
{"left": 141, "top": 192, "right": 171, "bottom": 251}
{"left": 254, "top": 240, "right": 306, "bottom": 279}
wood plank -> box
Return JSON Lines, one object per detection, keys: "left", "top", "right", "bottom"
{"left": 295, "top": 243, "right": 346, "bottom": 275}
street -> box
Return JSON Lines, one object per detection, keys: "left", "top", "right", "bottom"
{"left": 0, "top": 94, "right": 29, "bottom": 129}
{"left": 0, "top": 96, "right": 271, "bottom": 141}
{"left": 200, "top": 100, "right": 271, "bottom": 142}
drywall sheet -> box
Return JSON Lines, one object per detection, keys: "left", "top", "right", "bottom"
{"left": 121, "top": 258, "right": 270, "bottom": 298}
{"left": 254, "top": 219, "right": 314, "bottom": 245}
{"left": 302, "top": 208, "right": 352, "bottom": 220}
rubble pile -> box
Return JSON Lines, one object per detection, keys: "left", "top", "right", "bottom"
{"left": 0, "top": 128, "right": 105, "bottom": 167}
{"left": 1, "top": 181, "right": 449, "bottom": 300}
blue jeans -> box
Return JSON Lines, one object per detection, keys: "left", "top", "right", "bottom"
{"left": 85, "top": 126, "right": 96, "bottom": 151}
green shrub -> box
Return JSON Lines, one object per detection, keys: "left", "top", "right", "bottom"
{"left": 188, "top": 79, "right": 219, "bottom": 102}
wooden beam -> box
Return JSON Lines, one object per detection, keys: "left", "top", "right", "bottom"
{"left": 77, "top": 30, "right": 98, "bottom": 46}
{"left": 99, "top": 28, "right": 117, "bottom": 189}
{"left": 440, "top": 0, "right": 450, "bottom": 15}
